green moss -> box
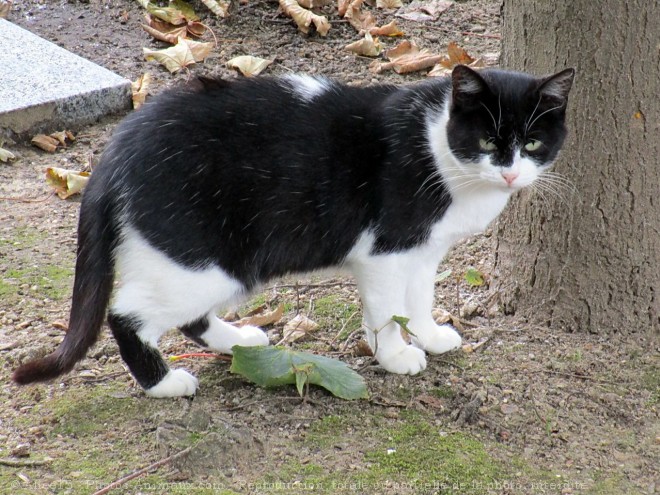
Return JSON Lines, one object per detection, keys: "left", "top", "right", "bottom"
{"left": 0, "top": 226, "right": 48, "bottom": 249}
{"left": 431, "top": 385, "right": 456, "bottom": 399}
{"left": 587, "top": 472, "right": 644, "bottom": 495}
{"left": 47, "top": 385, "right": 152, "bottom": 436}
{"left": 358, "top": 413, "right": 504, "bottom": 494}
{"left": 641, "top": 368, "right": 659, "bottom": 406}
{"left": 312, "top": 295, "right": 361, "bottom": 340}
{"left": 2, "top": 264, "right": 73, "bottom": 301}
{"left": 263, "top": 410, "right": 518, "bottom": 494}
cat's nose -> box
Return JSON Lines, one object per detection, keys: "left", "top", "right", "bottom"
{"left": 501, "top": 171, "right": 519, "bottom": 186}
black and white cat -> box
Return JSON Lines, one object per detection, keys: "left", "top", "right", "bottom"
{"left": 13, "top": 65, "right": 574, "bottom": 397}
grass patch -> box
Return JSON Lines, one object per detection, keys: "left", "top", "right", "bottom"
{"left": 2, "top": 264, "right": 73, "bottom": 302}
{"left": 261, "top": 410, "right": 520, "bottom": 494}
{"left": 311, "top": 295, "right": 361, "bottom": 340}
{"left": 357, "top": 412, "right": 505, "bottom": 494}
{"left": 641, "top": 368, "right": 659, "bottom": 406}
{"left": 50, "top": 387, "right": 150, "bottom": 436}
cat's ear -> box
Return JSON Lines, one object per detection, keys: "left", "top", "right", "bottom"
{"left": 538, "top": 68, "right": 575, "bottom": 106}
{"left": 451, "top": 65, "right": 489, "bottom": 105}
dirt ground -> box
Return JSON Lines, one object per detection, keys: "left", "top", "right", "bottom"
{"left": 0, "top": 1, "right": 658, "bottom": 494}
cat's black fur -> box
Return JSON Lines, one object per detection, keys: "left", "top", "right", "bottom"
{"left": 13, "top": 66, "right": 574, "bottom": 393}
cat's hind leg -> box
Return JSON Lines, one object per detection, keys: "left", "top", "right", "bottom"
{"left": 108, "top": 313, "right": 198, "bottom": 398}
{"left": 180, "top": 313, "right": 269, "bottom": 354}
{"left": 110, "top": 226, "right": 267, "bottom": 397}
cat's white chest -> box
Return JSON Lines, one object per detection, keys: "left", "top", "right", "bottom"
{"left": 430, "top": 188, "right": 511, "bottom": 245}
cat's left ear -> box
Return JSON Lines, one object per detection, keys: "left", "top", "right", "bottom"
{"left": 538, "top": 68, "right": 575, "bottom": 106}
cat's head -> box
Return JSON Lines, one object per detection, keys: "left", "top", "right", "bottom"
{"left": 444, "top": 65, "right": 575, "bottom": 191}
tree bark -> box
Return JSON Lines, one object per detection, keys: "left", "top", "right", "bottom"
{"left": 495, "top": 0, "right": 660, "bottom": 334}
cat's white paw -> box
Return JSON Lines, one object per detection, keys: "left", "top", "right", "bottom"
{"left": 412, "top": 323, "right": 462, "bottom": 355}
{"left": 377, "top": 345, "right": 427, "bottom": 375}
{"left": 232, "top": 325, "right": 270, "bottom": 348}
{"left": 145, "top": 369, "right": 199, "bottom": 398}
{"left": 202, "top": 322, "right": 270, "bottom": 353}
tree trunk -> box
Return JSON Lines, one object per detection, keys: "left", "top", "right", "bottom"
{"left": 495, "top": 0, "right": 660, "bottom": 334}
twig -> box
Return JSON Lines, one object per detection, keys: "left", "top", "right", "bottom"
{"left": 0, "top": 193, "right": 52, "bottom": 203}
{"left": 330, "top": 309, "right": 360, "bottom": 348}
{"left": 168, "top": 353, "right": 232, "bottom": 362}
{"left": 92, "top": 447, "right": 192, "bottom": 495}
{"left": 437, "top": 358, "right": 465, "bottom": 372}
{"left": 536, "top": 369, "right": 622, "bottom": 386}
{"left": 266, "top": 280, "right": 356, "bottom": 291}
{"left": 461, "top": 31, "right": 501, "bottom": 39}
{"left": 425, "top": 24, "right": 501, "bottom": 39}
{"left": 0, "top": 458, "right": 52, "bottom": 467}
{"left": 224, "top": 395, "right": 320, "bottom": 412}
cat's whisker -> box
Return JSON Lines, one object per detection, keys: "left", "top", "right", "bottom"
{"left": 525, "top": 94, "right": 543, "bottom": 135}
{"left": 479, "top": 101, "right": 498, "bottom": 134}
{"left": 526, "top": 103, "right": 565, "bottom": 133}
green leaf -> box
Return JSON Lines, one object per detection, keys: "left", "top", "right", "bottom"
{"left": 230, "top": 346, "right": 369, "bottom": 400}
{"left": 391, "top": 315, "right": 416, "bottom": 337}
{"left": 464, "top": 268, "right": 485, "bottom": 287}
{"left": 435, "top": 269, "right": 452, "bottom": 282}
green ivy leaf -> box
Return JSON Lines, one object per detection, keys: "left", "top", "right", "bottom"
{"left": 230, "top": 346, "right": 369, "bottom": 400}
{"left": 391, "top": 315, "right": 417, "bottom": 337}
{"left": 464, "top": 268, "right": 485, "bottom": 287}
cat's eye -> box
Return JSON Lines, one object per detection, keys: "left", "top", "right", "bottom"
{"left": 479, "top": 138, "right": 497, "bottom": 152}
{"left": 524, "top": 140, "right": 543, "bottom": 152}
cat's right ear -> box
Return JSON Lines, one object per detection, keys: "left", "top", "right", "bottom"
{"left": 451, "top": 65, "right": 489, "bottom": 106}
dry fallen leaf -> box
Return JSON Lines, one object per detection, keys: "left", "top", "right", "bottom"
{"left": 184, "top": 38, "right": 214, "bottom": 62}
{"left": 376, "top": 0, "right": 402, "bottom": 9}
{"left": 46, "top": 167, "right": 90, "bottom": 199}
{"left": 338, "top": 0, "right": 356, "bottom": 16}
{"left": 278, "top": 314, "right": 320, "bottom": 345}
{"left": 200, "top": 0, "right": 231, "bottom": 17}
{"left": 131, "top": 73, "right": 151, "bottom": 109}
{"left": 31, "top": 135, "right": 60, "bottom": 153}
{"left": 355, "top": 339, "right": 373, "bottom": 357}
{"left": 368, "top": 19, "right": 404, "bottom": 37}
{"left": 31, "top": 131, "right": 74, "bottom": 153}
{"left": 0, "top": 146, "right": 16, "bottom": 162}
{"left": 226, "top": 55, "right": 273, "bottom": 77}
{"left": 235, "top": 304, "right": 285, "bottom": 328}
{"left": 279, "top": 0, "right": 330, "bottom": 36}
{"left": 139, "top": 0, "right": 199, "bottom": 25}
{"left": 370, "top": 40, "right": 444, "bottom": 74}
{"left": 345, "top": 33, "right": 382, "bottom": 57}
{"left": 297, "top": 0, "right": 333, "bottom": 7}
{"left": 0, "top": 0, "right": 12, "bottom": 19}
{"left": 143, "top": 37, "right": 211, "bottom": 72}
{"left": 396, "top": 0, "right": 453, "bottom": 22}
{"left": 49, "top": 130, "right": 75, "bottom": 146}
{"left": 344, "top": 0, "right": 377, "bottom": 33}
{"left": 428, "top": 41, "right": 485, "bottom": 77}
{"left": 141, "top": 20, "right": 187, "bottom": 44}
{"left": 143, "top": 39, "right": 194, "bottom": 72}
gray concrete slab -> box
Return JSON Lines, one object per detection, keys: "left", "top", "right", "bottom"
{"left": 0, "top": 19, "right": 131, "bottom": 140}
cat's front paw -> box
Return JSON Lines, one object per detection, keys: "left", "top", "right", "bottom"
{"left": 411, "top": 323, "right": 462, "bottom": 354}
{"left": 145, "top": 369, "right": 199, "bottom": 398}
{"left": 233, "top": 325, "right": 270, "bottom": 348}
{"left": 377, "top": 345, "right": 427, "bottom": 375}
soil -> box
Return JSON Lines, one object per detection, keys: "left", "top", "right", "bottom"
{"left": 0, "top": 1, "right": 658, "bottom": 495}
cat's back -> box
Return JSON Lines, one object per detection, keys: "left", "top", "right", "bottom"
{"left": 97, "top": 75, "right": 397, "bottom": 183}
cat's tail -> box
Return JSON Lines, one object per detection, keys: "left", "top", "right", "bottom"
{"left": 12, "top": 192, "right": 116, "bottom": 384}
